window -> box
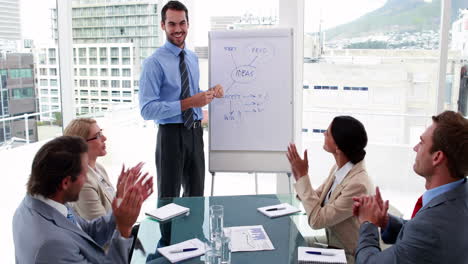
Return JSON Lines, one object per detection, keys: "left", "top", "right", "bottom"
{"left": 101, "top": 90, "right": 109, "bottom": 96}
{"left": 50, "top": 79, "right": 58, "bottom": 86}
{"left": 49, "top": 68, "right": 57, "bottom": 76}
{"left": 122, "top": 58, "right": 130, "bottom": 65}
{"left": 111, "top": 47, "right": 119, "bottom": 57}
{"left": 51, "top": 97, "right": 59, "bottom": 103}
{"left": 90, "top": 90, "right": 98, "bottom": 96}
{"left": 40, "top": 89, "right": 48, "bottom": 95}
{"left": 122, "top": 80, "right": 131, "bottom": 88}
{"left": 112, "top": 91, "right": 120, "bottom": 97}
{"left": 123, "top": 91, "right": 132, "bottom": 97}
{"left": 89, "top": 47, "right": 97, "bottom": 57}
{"left": 100, "top": 68, "right": 108, "bottom": 76}
{"left": 111, "top": 68, "right": 120, "bottom": 76}
{"left": 90, "top": 68, "right": 98, "bottom": 76}
{"left": 122, "top": 68, "right": 131, "bottom": 77}
{"left": 79, "top": 80, "right": 88, "bottom": 87}
{"left": 40, "top": 68, "right": 47, "bottom": 75}
{"left": 9, "top": 69, "right": 33, "bottom": 78}
{"left": 90, "top": 80, "right": 98, "bottom": 87}
{"left": 111, "top": 80, "right": 120, "bottom": 88}
{"left": 40, "top": 79, "right": 48, "bottom": 86}
{"left": 80, "top": 68, "right": 87, "bottom": 76}
{"left": 79, "top": 48, "right": 86, "bottom": 57}
{"left": 51, "top": 89, "right": 59, "bottom": 96}
{"left": 100, "top": 47, "right": 107, "bottom": 57}
{"left": 11, "top": 87, "right": 34, "bottom": 99}
{"left": 80, "top": 90, "right": 89, "bottom": 96}
{"left": 100, "top": 80, "right": 109, "bottom": 87}
{"left": 122, "top": 47, "right": 130, "bottom": 57}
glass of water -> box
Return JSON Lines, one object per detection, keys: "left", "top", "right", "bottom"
{"left": 209, "top": 205, "right": 224, "bottom": 241}
{"left": 219, "top": 233, "right": 231, "bottom": 264}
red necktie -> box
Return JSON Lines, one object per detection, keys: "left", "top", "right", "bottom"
{"left": 411, "top": 196, "right": 423, "bottom": 219}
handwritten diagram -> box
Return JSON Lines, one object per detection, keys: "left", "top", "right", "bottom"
{"left": 217, "top": 42, "right": 275, "bottom": 125}
{"left": 209, "top": 29, "right": 293, "bottom": 151}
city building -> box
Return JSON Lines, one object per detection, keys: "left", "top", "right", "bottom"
{"left": 0, "top": 53, "right": 38, "bottom": 145}
{"left": 451, "top": 8, "right": 468, "bottom": 57}
{"left": 302, "top": 49, "right": 463, "bottom": 146}
{"left": 35, "top": 42, "right": 136, "bottom": 118}
{"left": 210, "top": 16, "right": 241, "bottom": 31}
{"left": 0, "top": 0, "right": 21, "bottom": 41}
{"left": 52, "top": 0, "right": 160, "bottom": 82}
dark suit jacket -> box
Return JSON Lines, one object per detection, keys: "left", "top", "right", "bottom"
{"left": 355, "top": 179, "right": 468, "bottom": 264}
{"left": 13, "top": 195, "right": 133, "bottom": 263}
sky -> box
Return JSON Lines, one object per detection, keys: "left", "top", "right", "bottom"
{"left": 19, "top": 0, "right": 388, "bottom": 46}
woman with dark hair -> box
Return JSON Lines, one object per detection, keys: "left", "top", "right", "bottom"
{"left": 287, "top": 116, "right": 372, "bottom": 263}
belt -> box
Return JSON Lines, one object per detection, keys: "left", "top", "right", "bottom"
{"left": 159, "top": 120, "right": 201, "bottom": 129}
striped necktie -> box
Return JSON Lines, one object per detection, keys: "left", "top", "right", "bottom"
{"left": 67, "top": 207, "right": 77, "bottom": 225}
{"left": 179, "top": 50, "right": 195, "bottom": 129}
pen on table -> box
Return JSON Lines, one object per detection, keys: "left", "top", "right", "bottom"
{"left": 306, "top": 251, "right": 335, "bottom": 256}
{"left": 266, "top": 207, "right": 286, "bottom": 211}
{"left": 169, "top": 248, "right": 198, "bottom": 253}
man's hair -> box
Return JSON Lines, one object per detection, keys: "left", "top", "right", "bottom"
{"left": 63, "top": 118, "right": 96, "bottom": 140}
{"left": 431, "top": 111, "right": 468, "bottom": 179}
{"left": 27, "top": 136, "right": 88, "bottom": 197}
{"left": 161, "top": 1, "right": 189, "bottom": 23}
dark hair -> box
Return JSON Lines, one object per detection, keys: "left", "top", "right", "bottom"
{"left": 27, "top": 136, "right": 88, "bottom": 197}
{"left": 431, "top": 111, "right": 468, "bottom": 179}
{"left": 330, "top": 116, "right": 368, "bottom": 164}
{"left": 161, "top": 1, "right": 189, "bottom": 23}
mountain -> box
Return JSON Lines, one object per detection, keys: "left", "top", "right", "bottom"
{"left": 325, "top": 0, "right": 467, "bottom": 41}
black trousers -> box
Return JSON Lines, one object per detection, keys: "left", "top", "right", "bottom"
{"left": 156, "top": 122, "right": 205, "bottom": 198}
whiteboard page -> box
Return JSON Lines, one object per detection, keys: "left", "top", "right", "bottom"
{"left": 209, "top": 28, "right": 293, "bottom": 151}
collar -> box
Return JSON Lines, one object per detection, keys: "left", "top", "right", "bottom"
{"left": 33, "top": 194, "right": 68, "bottom": 218}
{"left": 422, "top": 178, "right": 466, "bottom": 206}
{"left": 164, "top": 41, "right": 185, "bottom": 57}
{"left": 334, "top": 161, "right": 354, "bottom": 184}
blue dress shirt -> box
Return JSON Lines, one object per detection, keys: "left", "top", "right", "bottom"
{"left": 139, "top": 41, "right": 202, "bottom": 124}
{"left": 381, "top": 177, "right": 466, "bottom": 239}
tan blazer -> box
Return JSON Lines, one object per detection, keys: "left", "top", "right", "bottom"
{"left": 295, "top": 160, "right": 373, "bottom": 259}
{"left": 72, "top": 163, "right": 114, "bottom": 220}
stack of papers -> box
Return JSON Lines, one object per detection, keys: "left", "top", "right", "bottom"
{"left": 225, "top": 225, "right": 275, "bottom": 252}
{"left": 145, "top": 203, "right": 189, "bottom": 221}
{"left": 157, "top": 238, "right": 206, "bottom": 263}
{"left": 298, "top": 247, "right": 346, "bottom": 264}
{"left": 257, "top": 203, "right": 300, "bottom": 218}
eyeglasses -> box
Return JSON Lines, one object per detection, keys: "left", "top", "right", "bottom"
{"left": 86, "top": 130, "right": 104, "bottom": 142}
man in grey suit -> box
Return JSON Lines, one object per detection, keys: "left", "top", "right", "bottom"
{"left": 13, "top": 136, "right": 152, "bottom": 263}
{"left": 352, "top": 110, "right": 468, "bottom": 263}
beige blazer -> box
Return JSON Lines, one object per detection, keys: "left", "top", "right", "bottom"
{"left": 72, "top": 163, "right": 114, "bottom": 220}
{"left": 295, "top": 160, "right": 373, "bottom": 258}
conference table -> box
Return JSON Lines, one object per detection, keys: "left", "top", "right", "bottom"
{"left": 131, "top": 194, "right": 313, "bottom": 264}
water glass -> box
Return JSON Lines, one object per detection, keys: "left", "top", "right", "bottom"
{"left": 209, "top": 205, "right": 224, "bottom": 241}
{"left": 204, "top": 242, "right": 221, "bottom": 264}
{"left": 220, "top": 235, "right": 231, "bottom": 264}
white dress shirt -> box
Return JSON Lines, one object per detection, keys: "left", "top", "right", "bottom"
{"left": 33, "top": 194, "right": 82, "bottom": 229}
{"left": 324, "top": 161, "right": 354, "bottom": 204}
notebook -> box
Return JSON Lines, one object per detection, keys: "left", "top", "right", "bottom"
{"left": 157, "top": 238, "right": 206, "bottom": 263}
{"left": 145, "top": 203, "right": 189, "bottom": 221}
{"left": 298, "top": 247, "right": 346, "bottom": 264}
{"left": 257, "top": 203, "right": 301, "bottom": 218}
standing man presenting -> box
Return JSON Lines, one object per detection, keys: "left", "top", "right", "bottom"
{"left": 139, "top": 1, "right": 223, "bottom": 198}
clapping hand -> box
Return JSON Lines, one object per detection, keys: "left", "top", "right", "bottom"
{"left": 352, "top": 187, "right": 389, "bottom": 227}
{"left": 116, "top": 162, "right": 154, "bottom": 202}
{"left": 286, "top": 143, "right": 309, "bottom": 181}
